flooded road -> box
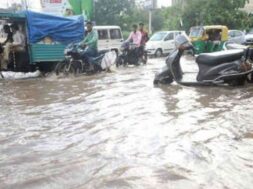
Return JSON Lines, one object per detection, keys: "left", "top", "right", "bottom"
{"left": 0, "top": 57, "right": 253, "bottom": 189}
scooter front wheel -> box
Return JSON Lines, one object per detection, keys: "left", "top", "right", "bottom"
{"left": 55, "top": 61, "right": 67, "bottom": 76}
{"left": 154, "top": 77, "right": 174, "bottom": 85}
{"left": 62, "top": 63, "right": 76, "bottom": 76}
{"left": 154, "top": 67, "right": 174, "bottom": 85}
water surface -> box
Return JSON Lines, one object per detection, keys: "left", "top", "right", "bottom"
{"left": 0, "top": 57, "right": 253, "bottom": 189}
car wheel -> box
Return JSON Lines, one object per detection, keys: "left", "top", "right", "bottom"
{"left": 155, "top": 49, "right": 163, "bottom": 57}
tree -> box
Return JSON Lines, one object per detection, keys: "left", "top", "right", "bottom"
{"left": 161, "top": 0, "right": 251, "bottom": 31}
{"left": 181, "top": 0, "right": 250, "bottom": 31}
{"left": 94, "top": 0, "right": 135, "bottom": 30}
{"left": 152, "top": 9, "right": 165, "bottom": 31}
{"left": 161, "top": 5, "right": 183, "bottom": 30}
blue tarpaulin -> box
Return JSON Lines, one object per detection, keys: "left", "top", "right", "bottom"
{"left": 25, "top": 11, "right": 84, "bottom": 44}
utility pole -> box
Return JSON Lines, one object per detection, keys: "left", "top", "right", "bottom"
{"left": 148, "top": 0, "right": 157, "bottom": 34}
{"left": 21, "top": 0, "right": 28, "bottom": 11}
{"left": 25, "top": 0, "right": 28, "bottom": 10}
{"left": 149, "top": 10, "right": 152, "bottom": 34}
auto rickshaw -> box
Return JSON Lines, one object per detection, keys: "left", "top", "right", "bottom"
{"left": 189, "top": 25, "right": 228, "bottom": 54}
{"left": 0, "top": 10, "right": 84, "bottom": 72}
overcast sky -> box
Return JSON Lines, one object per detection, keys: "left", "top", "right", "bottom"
{"left": 0, "top": 0, "right": 172, "bottom": 9}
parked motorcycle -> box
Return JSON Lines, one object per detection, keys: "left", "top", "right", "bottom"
{"left": 55, "top": 43, "right": 111, "bottom": 76}
{"left": 116, "top": 42, "right": 147, "bottom": 67}
{"left": 154, "top": 34, "right": 253, "bottom": 86}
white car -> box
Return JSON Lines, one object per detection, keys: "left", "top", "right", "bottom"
{"left": 245, "top": 29, "right": 253, "bottom": 45}
{"left": 145, "top": 31, "right": 185, "bottom": 57}
{"left": 228, "top": 30, "right": 245, "bottom": 44}
{"left": 93, "top": 25, "right": 124, "bottom": 52}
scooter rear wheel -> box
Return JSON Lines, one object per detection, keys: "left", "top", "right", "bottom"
{"left": 227, "top": 77, "right": 246, "bottom": 86}
{"left": 116, "top": 56, "right": 124, "bottom": 67}
{"left": 142, "top": 52, "right": 148, "bottom": 64}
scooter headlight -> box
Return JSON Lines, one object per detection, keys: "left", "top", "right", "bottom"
{"left": 175, "top": 34, "right": 192, "bottom": 49}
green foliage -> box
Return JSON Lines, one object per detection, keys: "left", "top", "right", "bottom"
{"left": 94, "top": 0, "right": 135, "bottom": 30}
{"left": 162, "top": 0, "right": 251, "bottom": 31}
{"left": 152, "top": 10, "right": 165, "bottom": 31}
{"left": 182, "top": 0, "right": 249, "bottom": 30}
{"left": 161, "top": 6, "right": 183, "bottom": 30}
{"left": 94, "top": 0, "right": 165, "bottom": 33}
{"left": 94, "top": 0, "right": 253, "bottom": 34}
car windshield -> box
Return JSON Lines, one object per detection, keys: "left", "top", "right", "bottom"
{"left": 189, "top": 27, "right": 203, "bottom": 38}
{"left": 149, "top": 32, "right": 167, "bottom": 41}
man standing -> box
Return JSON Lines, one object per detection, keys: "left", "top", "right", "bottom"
{"left": 139, "top": 22, "right": 149, "bottom": 63}
{"left": 139, "top": 23, "right": 149, "bottom": 46}
{"left": 79, "top": 21, "right": 98, "bottom": 71}
{"left": 2, "top": 25, "right": 13, "bottom": 46}
{"left": 10, "top": 24, "right": 25, "bottom": 52}
{"left": 1, "top": 25, "right": 13, "bottom": 70}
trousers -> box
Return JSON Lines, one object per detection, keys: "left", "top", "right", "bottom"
{"left": 81, "top": 47, "right": 98, "bottom": 64}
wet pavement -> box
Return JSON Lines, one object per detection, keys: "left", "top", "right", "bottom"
{"left": 0, "top": 57, "right": 253, "bottom": 189}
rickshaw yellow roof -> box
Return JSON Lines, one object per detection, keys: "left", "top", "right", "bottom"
{"left": 203, "top": 25, "right": 228, "bottom": 30}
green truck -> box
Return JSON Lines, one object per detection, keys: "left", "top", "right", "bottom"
{"left": 0, "top": 10, "right": 84, "bottom": 72}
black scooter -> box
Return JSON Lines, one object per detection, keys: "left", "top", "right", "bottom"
{"left": 154, "top": 34, "right": 253, "bottom": 86}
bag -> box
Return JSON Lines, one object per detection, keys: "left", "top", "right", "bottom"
{"left": 101, "top": 51, "right": 117, "bottom": 70}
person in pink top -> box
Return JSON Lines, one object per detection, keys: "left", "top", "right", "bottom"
{"left": 127, "top": 24, "right": 142, "bottom": 47}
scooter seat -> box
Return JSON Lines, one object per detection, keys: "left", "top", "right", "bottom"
{"left": 196, "top": 49, "right": 244, "bottom": 65}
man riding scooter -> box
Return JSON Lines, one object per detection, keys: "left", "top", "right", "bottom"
{"left": 127, "top": 24, "right": 142, "bottom": 47}
{"left": 79, "top": 21, "right": 98, "bottom": 71}
{"left": 127, "top": 24, "right": 142, "bottom": 58}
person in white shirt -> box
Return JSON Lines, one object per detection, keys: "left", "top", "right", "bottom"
{"left": 10, "top": 24, "right": 25, "bottom": 52}
{"left": 1, "top": 24, "right": 26, "bottom": 70}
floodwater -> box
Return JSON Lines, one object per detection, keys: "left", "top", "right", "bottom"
{"left": 0, "top": 57, "right": 253, "bottom": 189}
